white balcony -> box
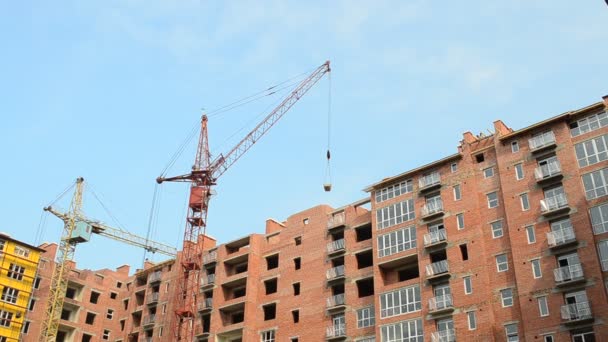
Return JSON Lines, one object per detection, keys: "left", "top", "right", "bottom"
{"left": 431, "top": 329, "right": 456, "bottom": 342}
{"left": 540, "top": 193, "right": 568, "bottom": 214}
{"left": 428, "top": 294, "right": 453, "bottom": 312}
{"left": 326, "top": 293, "right": 346, "bottom": 308}
{"left": 554, "top": 264, "right": 584, "bottom": 284}
{"left": 424, "top": 230, "right": 447, "bottom": 247}
{"left": 421, "top": 199, "right": 444, "bottom": 218}
{"left": 203, "top": 250, "right": 217, "bottom": 264}
{"left": 535, "top": 160, "right": 562, "bottom": 181}
{"left": 426, "top": 260, "right": 449, "bottom": 278}
{"left": 419, "top": 172, "right": 441, "bottom": 190}
{"left": 547, "top": 227, "right": 576, "bottom": 248}
{"left": 327, "top": 212, "right": 346, "bottom": 229}
{"left": 327, "top": 239, "right": 345, "bottom": 254}
{"left": 529, "top": 131, "right": 556, "bottom": 151}
{"left": 326, "top": 324, "right": 346, "bottom": 338}
{"left": 561, "top": 302, "right": 592, "bottom": 322}
{"left": 201, "top": 273, "right": 216, "bottom": 286}
{"left": 326, "top": 265, "right": 345, "bottom": 280}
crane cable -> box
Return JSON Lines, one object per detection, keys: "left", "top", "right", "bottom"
{"left": 324, "top": 72, "right": 332, "bottom": 190}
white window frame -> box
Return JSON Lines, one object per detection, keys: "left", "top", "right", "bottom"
{"left": 598, "top": 240, "right": 608, "bottom": 272}
{"left": 520, "top": 193, "right": 530, "bottom": 211}
{"left": 453, "top": 184, "right": 461, "bottom": 201}
{"left": 483, "top": 167, "right": 495, "bottom": 178}
{"left": 376, "top": 199, "right": 415, "bottom": 230}
{"left": 501, "top": 288, "right": 514, "bottom": 307}
{"left": 491, "top": 220, "right": 504, "bottom": 239}
{"left": 7, "top": 264, "right": 25, "bottom": 281}
{"left": 487, "top": 191, "right": 499, "bottom": 208}
{"left": 356, "top": 306, "right": 375, "bottom": 328}
{"left": 531, "top": 259, "right": 542, "bottom": 278}
{"left": 456, "top": 213, "right": 464, "bottom": 230}
{"left": 451, "top": 163, "right": 458, "bottom": 173}
{"left": 14, "top": 246, "right": 30, "bottom": 258}
{"left": 590, "top": 202, "right": 608, "bottom": 235}
{"left": 0, "top": 310, "right": 12, "bottom": 327}
{"left": 511, "top": 141, "right": 519, "bottom": 153}
{"left": 542, "top": 335, "right": 554, "bottom": 342}
{"left": 467, "top": 311, "right": 477, "bottom": 330}
{"left": 538, "top": 296, "right": 549, "bottom": 317}
{"left": 582, "top": 168, "right": 608, "bottom": 200}
{"left": 102, "top": 330, "right": 110, "bottom": 340}
{"left": 1, "top": 287, "right": 19, "bottom": 304}
{"left": 380, "top": 318, "right": 423, "bottom": 342}
{"left": 463, "top": 276, "right": 472, "bottom": 295}
{"left": 377, "top": 226, "right": 416, "bottom": 258}
{"left": 375, "top": 180, "right": 413, "bottom": 204}
{"left": 496, "top": 254, "right": 508, "bottom": 272}
{"left": 570, "top": 111, "right": 608, "bottom": 137}
{"left": 575, "top": 134, "right": 608, "bottom": 167}
{"left": 526, "top": 225, "right": 536, "bottom": 243}
{"left": 379, "top": 285, "right": 421, "bottom": 318}
{"left": 515, "top": 163, "right": 524, "bottom": 180}
{"left": 261, "top": 330, "right": 275, "bottom": 342}
{"left": 505, "top": 323, "right": 519, "bottom": 341}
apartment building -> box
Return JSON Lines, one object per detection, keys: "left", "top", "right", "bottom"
{"left": 0, "top": 233, "right": 44, "bottom": 341}
{"left": 24, "top": 94, "right": 608, "bottom": 342}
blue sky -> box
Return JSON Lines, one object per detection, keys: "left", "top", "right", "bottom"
{"left": 1, "top": 1, "right": 607, "bottom": 272}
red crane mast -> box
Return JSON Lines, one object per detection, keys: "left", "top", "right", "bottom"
{"left": 157, "top": 61, "right": 331, "bottom": 341}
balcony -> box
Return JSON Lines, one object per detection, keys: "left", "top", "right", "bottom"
{"left": 426, "top": 260, "right": 450, "bottom": 282}
{"left": 146, "top": 292, "right": 159, "bottom": 306}
{"left": 198, "top": 297, "right": 213, "bottom": 312}
{"left": 535, "top": 161, "right": 563, "bottom": 184}
{"left": 561, "top": 302, "right": 593, "bottom": 325}
{"left": 327, "top": 239, "right": 346, "bottom": 256}
{"left": 142, "top": 314, "right": 156, "bottom": 328}
{"left": 326, "top": 265, "right": 346, "bottom": 283}
{"left": 529, "top": 131, "right": 557, "bottom": 153}
{"left": 419, "top": 172, "right": 441, "bottom": 193}
{"left": 327, "top": 212, "right": 346, "bottom": 230}
{"left": 203, "top": 250, "right": 217, "bottom": 264}
{"left": 424, "top": 230, "right": 447, "bottom": 249}
{"left": 431, "top": 329, "right": 456, "bottom": 342}
{"left": 201, "top": 274, "right": 216, "bottom": 289}
{"left": 148, "top": 272, "right": 162, "bottom": 284}
{"left": 547, "top": 228, "right": 577, "bottom": 250}
{"left": 326, "top": 293, "right": 346, "bottom": 312}
{"left": 326, "top": 324, "right": 346, "bottom": 340}
{"left": 554, "top": 264, "right": 585, "bottom": 287}
{"left": 428, "top": 294, "right": 454, "bottom": 315}
{"left": 421, "top": 200, "right": 444, "bottom": 220}
{"left": 540, "top": 193, "right": 569, "bottom": 217}
{"left": 602, "top": 260, "right": 608, "bottom": 272}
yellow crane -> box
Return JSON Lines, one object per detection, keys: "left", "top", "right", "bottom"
{"left": 38, "top": 177, "right": 176, "bottom": 341}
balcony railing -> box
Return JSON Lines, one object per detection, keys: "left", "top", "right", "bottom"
{"left": 326, "top": 324, "right": 346, "bottom": 338}
{"left": 197, "top": 297, "right": 213, "bottom": 311}
{"left": 547, "top": 227, "right": 576, "bottom": 248}
{"left": 424, "top": 230, "right": 447, "bottom": 246}
{"left": 421, "top": 199, "right": 443, "bottom": 217}
{"left": 146, "top": 292, "right": 159, "bottom": 304}
{"left": 554, "top": 264, "right": 584, "bottom": 283}
{"left": 540, "top": 193, "right": 568, "bottom": 213}
{"left": 326, "top": 265, "right": 345, "bottom": 280}
{"left": 143, "top": 314, "right": 156, "bottom": 326}
{"left": 602, "top": 260, "right": 608, "bottom": 272}
{"left": 428, "top": 294, "right": 453, "bottom": 312}
{"left": 561, "top": 302, "right": 592, "bottom": 322}
{"left": 327, "top": 212, "right": 346, "bottom": 229}
{"left": 203, "top": 250, "right": 217, "bottom": 264}
{"left": 148, "top": 272, "right": 162, "bottom": 283}
{"left": 326, "top": 293, "right": 346, "bottom": 308}
{"left": 419, "top": 172, "right": 441, "bottom": 189}
{"left": 201, "top": 273, "right": 216, "bottom": 286}
{"left": 327, "top": 239, "right": 345, "bottom": 254}
{"left": 426, "top": 260, "right": 449, "bottom": 277}
{"left": 529, "top": 131, "right": 556, "bottom": 150}
{"left": 431, "top": 329, "right": 456, "bottom": 342}
{"left": 535, "top": 160, "right": 562, "bottom": 180}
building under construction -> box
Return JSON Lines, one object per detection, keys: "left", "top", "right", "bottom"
{"left": 13, "top": 95, "right": 608, "bottom": 341}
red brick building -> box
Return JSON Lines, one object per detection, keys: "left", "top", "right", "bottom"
{"left": 24, "top": 95, "right": 608, "bottom": 342}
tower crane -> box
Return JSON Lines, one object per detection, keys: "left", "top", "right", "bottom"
{"left": 157, "top": 60, "right": 331, "bottom": 341}
{"left": 39, "top": 177, "right": 176, "bottom": 341}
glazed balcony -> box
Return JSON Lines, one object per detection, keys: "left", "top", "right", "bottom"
{"left": 424, "top": 230, "right": 447, "bottom": 249}
{"left": 554, "top": 264, "right": 585, "bottom": 287}
{"left": 421, "top": 199, "right": 444, "bottom": 220}
{"left": 540, "top": 193, "right": 569, "bottom": 217}
{"left": 561, "top": 302, "right": 593, "bottom": 325}
{"left": 426, "top": 260, "right": 450, "bottom": 282}
{"left": 529, "top": 131, "right": 556, "bottom": 153}
{"left": 327, "top": 239, "right": 346, "bottom": 256}
{"left": 326, "top": 324, "right": 346, "bottom": 340}
{"left": 419, "top": 172, "right": 441, "bottom": 193}
{"left": 547, "top": 227, "right": 577, "bottom": 250}
{"left": 428, "top": 294, "right": 454, "bottom": 315}
{"left": 203, "top": 250, "right": 217, "bottom": 264}
{"left": 535, "top": 160, "right": 562, "bottom": 184}
{"left": 431, "top": 329, "right": 456, "bottom": 342}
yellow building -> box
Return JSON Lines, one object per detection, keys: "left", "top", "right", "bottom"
{"left": 0, "top": 233, "right": 43, "bottom": 341}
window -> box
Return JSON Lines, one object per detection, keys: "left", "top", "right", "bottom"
{"left": 292, "top": 309, "right": 299, "bottom": 323}
{"left": 1, "top": 287, "right": 18, "bottom": 304}
{"left": 379, "top": 285, "right": 421, "bottom": 318}
{"left": 158, "top": 326, "right": 163, "bottom": 337}
{"left": 515, "top": 163, "right": 524, "bottom": 180}
{"left": 483, "top": 167, "right": 494, "bottom": 178}
{"left": 0, "top": 310, "right": 12, "bottom": 327}
{"left": 110, "top": 292, "right": 117, "bottom": 299}
{"left": 463, "top": 276, "right": 472, "bottom": 294}
{"left": 0, "top": 240, "right": 4, "bottom": 251}
{"left": 511, "top": 141, "right": 519, "bottom": 153}
{"left": 303, "top": 218, "right": 309, "bottom": 225}
{"left": 7, "top": 264, "right": 25, "bottom": 280}
{"left": 590, "top": 203, "right": 608, "bottom": 234}
{"left": 582, "top": 168, "right": 608, "bottom": 199}
{"left": 501, "top": 288, "right": 514, "bottom": 307}
{"left": 380, "top": 318, "right": 423, "bottom": 342}
{"left": 263, "top": 303, "right": 276, "bottom": 320}
{"left": 14, "top": 246, "right": 30, "bottom": 258}
{"left": 22, "top": 320, "right": 30, "bottom": 334}
{"left": 293, "top": 283, "right": 300, "bottom": 296}
{"left": 294, "top": 236, "right": 302, "bottom": 245}
{"left": 543, "top": 335, "right": 554, "bottom": 342}
{"left": 538, "top": 296, "right": 549, "bottom": 316}
{"left": 356, "top": 306, "right": 375, "bottom": 328}
{"left": 570, "top": 111, "right": 608, "bottom": 137}
{"left": 261, "top": 331, "right": 276, "bottom": 342}
{"left": 376, "top": 199, "right": 415, "bottom": 229}
{"left": 451, "top": 163, "right": 458, "bottom": 173}
{"left": 520, "top": 193, "right": 530, "bottom": 211}
{"left": 460, "top": 244, "right": 469, "bottom": 260}
{"left": 467, "top": 311, "right": 477, "bottom": 330}
{"left": 377, "top": 226, "right": 416, "bottom": 257}
{"left": 107, "top": 309, "right": 114, "bottom": 319}
{"left": 90, "top": 291, "right": 100, "bottom": 304}
{"left": 453, "top": 184, "right": 461, "bottom": 200}
{"left": 505, "top": 323, "right": 519, "bottom": 342}
{"left": 85, "top": 312, "right": 96, "bottom": 325}
{"left": 264, "top": 278, "right": 278, "bottom": 295}
{"left": 266, "top": 254, "right": 279, "bottom": 270}
{"left": 294, "top": 257, "right": 301, "bottom": 270}
{"left": 34, "top": 277, "right": 41, "bottom": 289}
{"left": 496, "top": 254, "right": 508, "bottom": 272}
{"left": 575, "top": 134, "right": 608, "bottom": 167}
{"left": 487, "top": 191, "right": 499, "bottom": 208}
{"left": 491, "top": 220, "right": 504, "bottom": 238}
{"left": 375, "top": 180, "right": 413, "bottom": 203}
{"left": 102, "top": 330, "right": 110, "bottom": 341}
{"left": 526, "top": 226, "right": 536, "bottom": 243}
{"left": 598, "top": 240, "right": 608, "bottom": 271}
{"left": 531, "top": 259, "right": 542, "bottom": 278}
{"left": 456, "top": 213, "right": 464, "bottom": 229}
{"left": 28, "top": 298, "right": 35, "bottom": 311}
